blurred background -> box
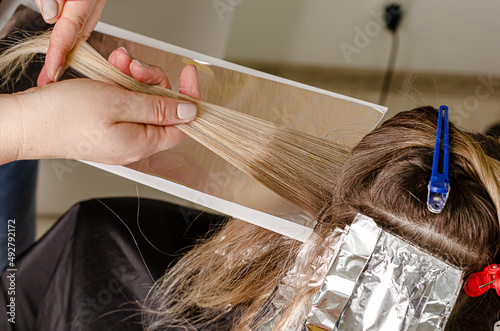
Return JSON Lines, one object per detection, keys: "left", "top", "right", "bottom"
{"left": 31, "top": 0, "right": 500, "bottom": 235}
{"left": 100, "top": 0, "right": 500, "bottom": 131}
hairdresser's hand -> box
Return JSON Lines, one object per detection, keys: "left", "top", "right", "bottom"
{"left": 34, "top": 0, "right": 106, "bottom": 86}
{"left": 107, "top": 47, "right": 201, "bottom": 99}
{"left": 0, "top": 58, "right": 200, "bottom": 165}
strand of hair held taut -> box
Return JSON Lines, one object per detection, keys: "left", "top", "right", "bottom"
{"left": 0, "top": 31, "right": 349, "bottom": 217}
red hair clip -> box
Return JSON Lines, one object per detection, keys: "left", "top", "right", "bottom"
{"left": 464, "top": 264, "right": 500, "bottom": 297}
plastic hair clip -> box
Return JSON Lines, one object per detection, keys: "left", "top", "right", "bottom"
{"left": 427, "top": 105, "right": 450, "bottom": 214}
{"left": 464, "top": 264, "right": 500, "bottom": 297}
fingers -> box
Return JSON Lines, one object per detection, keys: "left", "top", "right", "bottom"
{"left": 108, "top": 48, "right": 172, "bottom": 88}
{"left": 107, "top": 48, "right": 199, "bottom": 127}
{"left": 129, "top": 60, "right": 172, "bottom": 88}
{"left": 37, "top": 65, "right": 53, "bottom": 87}
{"left": 81, "top": 0, "right": 106, "bottom": 40}
{"left": 123, "top": 63, "right": 198, "bottom": 125}
{"left": 38, "top": 0, "right": 100, "bottom": 85}
{"left": 128, "top": 123, "right": 188, "bottom": 153}
{"left": 120, "top": 92, "right": 197, "bottom": 126}
{"left": 152, "top": 125, "right": 188, "bottom": 151}
{"left": 35, "top": 0, "right": 65, "bottom": 23}
{"left": 108, "top": 48, "right": 133, "bottom": 76}
{"left": 179, "top": 65, "right": 201, "bottom": 99}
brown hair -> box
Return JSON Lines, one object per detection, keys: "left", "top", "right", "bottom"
{"left": 143, "top": 107, "right": 500, "bottom": 330}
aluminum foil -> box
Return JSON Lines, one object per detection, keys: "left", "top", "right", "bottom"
{"left": 260, "top": 231, "right": 343, "bottom": 331}
{"left": 305, "top": 214, "right": 463, "bottom": 331}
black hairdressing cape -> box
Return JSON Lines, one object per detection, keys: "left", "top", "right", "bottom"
{"left": 0, "top": 198, "right": 227, "bottom": 330}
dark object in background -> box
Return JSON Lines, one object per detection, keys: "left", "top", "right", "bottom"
{"left": 486, "top": 123, "right": 500, "bottom": 138}
{"left": 0, "top": 5, "right": 53, "bottom": 278}
{"left": 384, "top": 4, "right": 403, "bottom": 32}
{"left": 0, "top": 198, "right": 225, "bottom": 331}
{"left": 378, "top": 3, "right": 404, "bottom": 105}
{"left": 0, "top": 5, "right": 51, "bottom": 94}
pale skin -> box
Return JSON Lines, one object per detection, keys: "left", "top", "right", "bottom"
{"left": 0, "top": 48, "right": 200, "bottom": 165}
{"left": 34, "top": 0, "right": 107, "bottom": 86}
{"left": 0, "top": 1, "right": 199, "bottom": 165}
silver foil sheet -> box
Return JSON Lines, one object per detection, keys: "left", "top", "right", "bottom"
{"left": 260, "top": 231, "right": 343, "bottom": 331}
{"left": 305, "top": 214, "right": 463, "bottom": 331}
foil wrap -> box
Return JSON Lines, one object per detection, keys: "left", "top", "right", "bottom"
{"left": 305, "top": 214, "right": 463, "bottom": 331}
{"left": 260, "top": 231, "right": 343, "bottom": 331}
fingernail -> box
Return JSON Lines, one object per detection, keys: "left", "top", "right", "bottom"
{"left": 43, "top": 0, "right": 58, "bottom": 20}
{"left": 118, "top": 47, "right": 133, "bottom": 59}
{"left": 177, "top": 103, "right": 197, "bottom": 120}
{"left": 54, "top": 66, "right": 63, "bottom": 82}
{"left": 132, "top": 59, "right": 149, "bottom": 68}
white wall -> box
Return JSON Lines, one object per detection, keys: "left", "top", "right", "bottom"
{"left": 36, "top": 160, "right": 191, "bottom": 216}
{"left": 100, "top": 0, "right": 237, "bottom": 58}
{"left": 99, "top": 0, "right": 500, "bottom": 75}
{"left": 225, "top": 0, "right": 500, "bottom": 76}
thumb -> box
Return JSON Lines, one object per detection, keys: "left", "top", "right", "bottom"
{"left": 37, "top": 0, "right": 65, "bottom": 23}
{"left": 43, "top": 0, "right": 97, "bottom": 81}
{"left": 120, "top": 92, "right": 198, "bottom": 125}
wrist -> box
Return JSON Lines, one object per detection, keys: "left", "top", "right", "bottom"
{"left": 0, "top": 94, "right": 23, "bottom": 165}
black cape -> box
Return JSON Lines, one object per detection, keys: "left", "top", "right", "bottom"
{"left": 0, "top": 198, "right": 225, "bottom": 331}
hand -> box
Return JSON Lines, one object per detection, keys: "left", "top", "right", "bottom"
{"left": 34, "top": 0, "right": 107, "bottom": 86}
{"left": 0, "top": 49, "right": 200, "bottom": 165}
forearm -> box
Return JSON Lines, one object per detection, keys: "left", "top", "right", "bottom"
{"left": 0, "top": 94, "right": 23, "bottom": 165}
{"left": 0, "top": 91, "right": 51, "bottom": 165}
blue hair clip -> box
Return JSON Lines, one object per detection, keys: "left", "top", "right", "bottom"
{"left": 427, "top": 105, "right": 450, "bottom": 214}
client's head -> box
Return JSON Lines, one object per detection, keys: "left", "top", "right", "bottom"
{"left": 145, "top": 106, "right": 500, "bottom": 330}
{"left": 323, "top": 106, "right": 500, "bottom": 273}
{"left": 267, "top": 106, "right": 500, "bottom": 330}
{"left": 324, "top": 106, "right": 500, "bottom": 330}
